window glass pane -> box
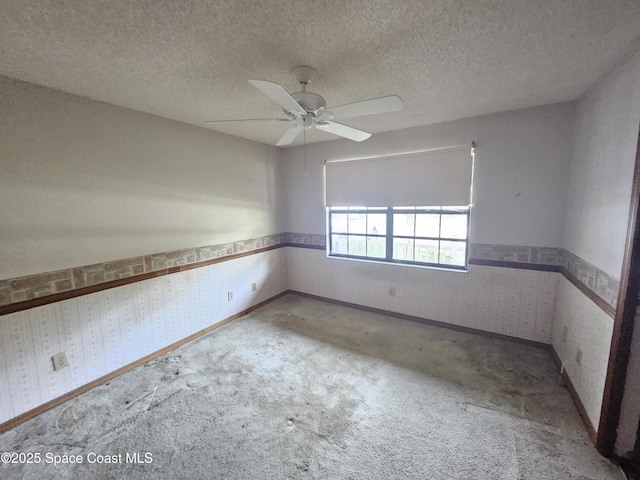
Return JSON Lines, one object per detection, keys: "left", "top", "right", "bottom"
{"left": 331, "top": 206, "right": 348, "bottom": 210}
{"left": 439, "top": 240, "right": 467, "bottom": 266}
{"left": 414, "top": 239, "right": 439, "bottom": 263}
{"left": 440, "top": 214, "right": 468, "bottom": 239}
{"left": 348, "top": 213, "right": 367, "bottom": 234}
{"left": 393, "top": 213, "right": 415, "bottom": 236}
{"left": 348, "top": 236, "right": 366, "bottom": 256}
{"left": 415, "top": 214, "right": 440, "bottom": 237}
{"left": 367, "top": 213, "right": 387, "bottom": 235}
{"left": 331, "top": 234, "right": 348, "bottom": 255}
{"left": 393, "top": 238, "right": 414, "bottom": 261}
{"left": 329, "top": 205, "right": 468, "bottom": 270}
{"left": 367, "top": 237, "right": 386, "bottom": 258}
{"left": 331, "top": 213, "right": 348, "bottom": 233}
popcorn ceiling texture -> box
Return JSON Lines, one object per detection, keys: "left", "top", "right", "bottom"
{"left": 0, "top": 1, "right": 639, "bottom": 147}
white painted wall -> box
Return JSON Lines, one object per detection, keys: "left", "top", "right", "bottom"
{"left": 287, "top": 248, "right": 557, "bottom": 344}
{"left": 0, "top": 249, "right": 287, "bottom": 424}
{"left": 281, "top": 103, "right": 575, "bottom": 247}
{"left": 0, "top": 76, "right": 284, "bottom": 279}
{"left": 552, "top": 43, "right": 640, "bottom": 450}
{"left": 563, "top": 44, "right": 640, "bottom": 278}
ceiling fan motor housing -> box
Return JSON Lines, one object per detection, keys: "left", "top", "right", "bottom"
{"left": 290, "top": 91, "right": 327, "bottom": 114}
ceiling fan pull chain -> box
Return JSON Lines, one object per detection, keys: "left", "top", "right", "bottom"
{"left": 303, "top": 128, "right": 309, "bottom": 176}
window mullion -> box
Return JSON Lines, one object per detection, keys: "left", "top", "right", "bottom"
{"left": 438, "top": 213, "right": 442, "bottom": 265}
{"left": 386, "top": 207, "right": 393, "bottom": 260}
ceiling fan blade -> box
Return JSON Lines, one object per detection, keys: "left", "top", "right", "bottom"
{"left": 327, "top": 95, "right": 403, "bottom": 119}
{"left": 314, "top": 110, "right": 334, "bottom": 122}
{"left": 205, "top": 117, "right": 289, "bottom": 124}
{"left": 316, "top": 121, "right": 371, "bottom": 142}
{"left": 276, "top": 123, "right": 303, "bottom": 146}
{"left": 249, "top": 80, "right": 307, "bottom": 117}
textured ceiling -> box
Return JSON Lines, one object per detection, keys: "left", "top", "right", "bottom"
{"left": 1, "top": 0, "right": 640, "bottom": 147}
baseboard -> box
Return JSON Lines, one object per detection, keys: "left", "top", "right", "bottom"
{"left": 0, "top": 291, "right": 287, "bottom": 433}
{"left": 286, "top": 290, "right": 550, "bottom": 350}
{"left": 550, "top": 346, "right": 597, "bottom": 443}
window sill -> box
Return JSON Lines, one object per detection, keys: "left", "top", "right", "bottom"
{"left": 326, "top": 253, "right": 469, "bottom": 273}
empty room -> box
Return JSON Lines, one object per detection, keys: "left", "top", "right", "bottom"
{"left": 2, "top": 1, "right": 640, "bottom": 479}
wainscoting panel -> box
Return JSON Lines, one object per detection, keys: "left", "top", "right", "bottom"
{"left": 0, "top": 249, "right": 287, "bottom": 424}
{"left": 552, "top": 276, "right": 614, "bottom": 430}
{"left": 287, "top": 247, "right": 558, "bottom": 343}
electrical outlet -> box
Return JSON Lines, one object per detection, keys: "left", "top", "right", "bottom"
{"left": 252, "top": 282, "right": 257, "bottom": 292}
{"left": 227, "top": 291, "right": 233, "bottom": 301}
{"left": 576, "top": 348, "right": 583, "bottom": 365}
{"left": 388, "top": 287, "right": 396, "bottom": 297}
{"left": 52, "top": 352, "right": 68, "bottom": 371}
{"left": 562, "top": 326, "right": 568, "bottom": 343}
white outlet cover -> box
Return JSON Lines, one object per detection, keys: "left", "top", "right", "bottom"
{"left": 52, "top": 352, "right": 68, "bottom": 371}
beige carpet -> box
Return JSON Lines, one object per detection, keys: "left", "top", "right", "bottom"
{"left": 0, "top": 294, "right": 625, "bottom": 479}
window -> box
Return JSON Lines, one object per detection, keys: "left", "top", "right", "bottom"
{"left": 324, "top": 145, "right": 474, "bottom": 270}
{"left": 329, "top": 205, "right": 469, "bottom": 270}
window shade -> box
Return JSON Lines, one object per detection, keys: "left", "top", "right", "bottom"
{"left": 325, "top": 147, "right": 473, "bottom": 207}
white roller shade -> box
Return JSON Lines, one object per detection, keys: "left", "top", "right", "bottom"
{"left": 325, "top": 147, "right": 473, "bottom": 207}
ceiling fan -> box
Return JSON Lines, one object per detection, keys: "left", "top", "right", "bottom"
{"left": 206, "top": 66, "right": 403, "bottom": 146}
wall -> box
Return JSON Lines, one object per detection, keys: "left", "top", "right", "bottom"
{"left": 288, "top": 248, "right": 556, "bottom": 343}
{"left": 0, "top": 77, "right": 288, "bottom": 425}
{"left": 552, "top": 276, "right": 615, "bottom": 427}
{"left": 614, "top": 45, "right": 640, "bottom": 456}
{"left": 0, "top": 249, "right": 287, "bottom": 424}
{"left": 282, "top": 103, "right": 575, "bottom": 247}
{"left": 281, "top": 103, "right": 574, "bottom": 343}
{"left": 0, "top": 76, "right": 284, "bottom": 280}
{"left": 553, "top": 43, "right": 640, "bottom": 442}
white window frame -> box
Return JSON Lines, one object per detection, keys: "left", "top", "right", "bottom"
{"left": 327, "top": 205, "right": 470, "bottom": 270}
